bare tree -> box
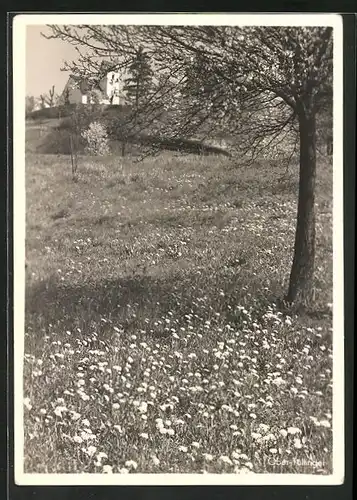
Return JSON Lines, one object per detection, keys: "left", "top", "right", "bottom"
{"left": 44, "top": 25, "right": 333, "bottom": 304}
{"left": 63, "top": 87, "right": 71, "bottom": 106}
{"left": 64, "top": 87, "right": 106, "bottom": 180}
{"left": 25, "top": 95, "right": 35, "bottom": 116}
{"left": 39, "top": 94, "right": 47, "bottom": 109}
{"left": 47, "top": 85, "right": 57, "bottom": 107}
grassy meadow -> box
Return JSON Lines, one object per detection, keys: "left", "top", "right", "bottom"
{"left": 23, "top": 119, "right": 333, "bottom": 475}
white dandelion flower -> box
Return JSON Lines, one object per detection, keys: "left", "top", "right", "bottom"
{"left": 24, "top": 398, "right": 32, "bottom": 411}
{"left": 251, "top": 432, "right": 262, "bottom": 440}
{"left": 294, "top": 438, "right": 303, "bottom": 449}
{"left": 54, "top": 406, "right": 67, "bottom": 418}
{"left": 272, "top": 377, "right": 286, "bottom": 387}
{"left": 319, "top": 420, "right": 331, "bottom": 428}
{"left": 86, "top": 445, "right": 97, "bottom": 457}
{"left": 219, "top": 455, "right": 233, "bottom": 465}
{"left": 138, "top": 402, "right": 148, "bottom": 414}
{"left": 125, "top": 460, "right": 138, "bottom": 470}
{"left": 287, "top": 427, "right": 301, "bottom": 435}
{"left": 262, "top": 433, "right": 276, "bottom": 442}
{"left": 155, "top": 419, "right": 164, "bottom": 429}
{"left": 174, "top": 419, "right": 185, "bottom": 425}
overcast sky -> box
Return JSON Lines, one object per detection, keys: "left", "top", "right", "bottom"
{"left": 26, "top": 25, "right": 79, "bottom": 97}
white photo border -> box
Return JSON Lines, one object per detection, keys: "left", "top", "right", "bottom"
{"left": 13, "top": 12, "right": 344, "bottom": 486}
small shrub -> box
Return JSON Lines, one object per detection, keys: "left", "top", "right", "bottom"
{"left": 81, "top": 121, "right": 110, "bottom": 156}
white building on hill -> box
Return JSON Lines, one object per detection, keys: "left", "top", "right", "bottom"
{"left": 59, "top": 67, "right": 128, "bottom": 106}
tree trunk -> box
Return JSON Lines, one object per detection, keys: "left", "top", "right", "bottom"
{"left": 286, "top": 109, "right": 317, "bottom": 304}
{"left": 69, "top": 135, "right": 74, "bottom": 175}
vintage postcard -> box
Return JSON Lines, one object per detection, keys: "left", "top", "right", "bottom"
{"left": 13, "top": 13, "right": 344, "bottom": 485}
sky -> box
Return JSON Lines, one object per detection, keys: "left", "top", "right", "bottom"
{"left": 26, "top": 25, "right": 80, "bottom": 97}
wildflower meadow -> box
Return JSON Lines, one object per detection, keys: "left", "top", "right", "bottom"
{"left": 23, "top": 139, "right": 334, "bottom": 475}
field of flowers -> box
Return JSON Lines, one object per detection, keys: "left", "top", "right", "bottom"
{"left": 23, "top": 149, "right": 333, "bottom": 475}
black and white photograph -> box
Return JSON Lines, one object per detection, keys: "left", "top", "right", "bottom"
{"left": 13, "top": 13, "right": 344, "bottom": 485}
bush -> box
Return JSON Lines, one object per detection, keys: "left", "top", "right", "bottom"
{"left": 28, "top": 106, "right": 73, "bottom": 121}
{"left": 81, "top": 121, "right": 111, "bottom": 156}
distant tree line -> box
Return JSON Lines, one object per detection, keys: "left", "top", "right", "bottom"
{"left": 26, "top": 85, "right": 59, "bottom": 117}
